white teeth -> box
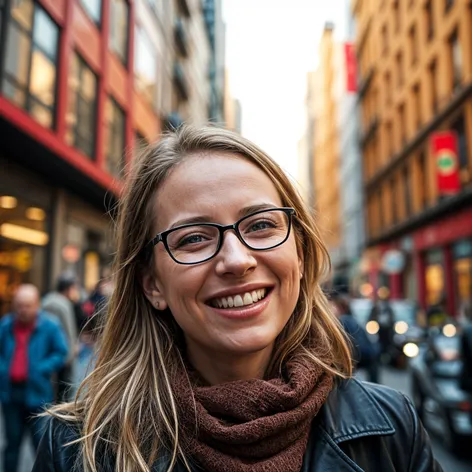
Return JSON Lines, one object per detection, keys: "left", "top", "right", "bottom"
{"left": 211, "top": 289, "right": 268, "bottom": 309}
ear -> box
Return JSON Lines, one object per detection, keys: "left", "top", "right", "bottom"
{"left": 141, "top": 269, "right": 168, "bottom": 311}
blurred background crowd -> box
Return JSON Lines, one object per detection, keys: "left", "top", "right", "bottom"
{"left": 0, "top": 0, "right": 472, "bottom": 470}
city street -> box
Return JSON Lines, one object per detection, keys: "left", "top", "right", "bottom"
{"left": 1, "top": 363, "right": 471, "bottom": 471}
{"left": 357, "top": 367, "right": 472, "bottom": 472}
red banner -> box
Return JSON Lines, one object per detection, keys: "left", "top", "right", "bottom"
{"left": 431, "top": 131, "right": 461, "bottom": 196}
{"left": 344, "top": 43, "right": 357, "bottom": 93}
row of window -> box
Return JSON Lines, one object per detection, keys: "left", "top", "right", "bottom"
{"left": 0, "top": 0, "right": 156, "bottom": 178}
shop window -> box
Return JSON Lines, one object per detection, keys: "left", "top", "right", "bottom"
{"left": 425, "top": 0, "right": 434, "bottom": 41}
{"left": 449, "top": 30, "right": 462, "bottom": 91}
{"left": 429, "top": 60, "right": 438, "bottom": 113}
{"left": 134, "top": 26, "right": 157, "bottom": 109}
{"left": 378, "top": 189, "right": 384, "bottom": 231}
{"left": 2, "top": 1, "right": 59, "bottom": 128}
{"left": 0, "top": 195, "right": 49, "bottom": 314}
{"left": 109, "top": 0, "right": 128, "bottom": 65}
{"left": 80, "top": 0, "right": 102, "bottom": 24}
{"left": 453, "top": 240, "right": 472, "bottom": 316}
{"left": 425, "top": 250, "right": 445, "bottom": 306}
{"left": 66, "top": 53, "right": 98, "bottom": 158}
{"left": 105, "top": 98, "right": 125, "bottom": 177}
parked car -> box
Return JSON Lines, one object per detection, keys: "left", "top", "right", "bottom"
{"left": 409, "top": 329, "right": 472, "bottom": 455}
{"left": 350, "top": 298, "right": 426, "bottom": 367}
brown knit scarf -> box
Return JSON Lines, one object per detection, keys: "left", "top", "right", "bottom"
{"left": 173, "top": 351, "right": 334, "bottom": 472}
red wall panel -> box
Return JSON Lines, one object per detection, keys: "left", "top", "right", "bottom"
{"left": 107, "top": 53, "right": 128, "bottom": 109}
{"left": 38, "top": 0, "right": 66, "bottom": 24}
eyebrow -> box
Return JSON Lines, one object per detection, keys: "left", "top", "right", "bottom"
{"left": 167, "top": 203, "right": 279, "bottom": 230}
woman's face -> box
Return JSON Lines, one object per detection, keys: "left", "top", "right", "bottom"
{"left": 144, "top": 152, "right": 302, "bottom": 359}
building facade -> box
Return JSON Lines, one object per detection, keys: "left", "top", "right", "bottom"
{"left": 0, "top": 0, "right": 218, "bottom": 313}
{"left": 312, "top": 24, "right": 344, "bottom": 268}
{"left": 353, "top": 0, "right": 472, "bottom": 316}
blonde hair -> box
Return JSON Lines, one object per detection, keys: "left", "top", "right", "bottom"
{"left": 48, "top": 125, "right": 352, "bottom": 471}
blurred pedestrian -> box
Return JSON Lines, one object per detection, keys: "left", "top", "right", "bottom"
{"left": 0, "top": 284, "right": 68, "bottom": 472}
{"left": 331, "top": 294, "right": 380, "bottom": 383}
{"left": 368, "top": 288, "right": 395, "bottom": 359}
{"left": 42, "top": 273, "right": 80, "bottom": 402}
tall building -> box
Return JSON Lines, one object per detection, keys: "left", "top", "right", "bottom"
{"left": 0, "top": 0, "right": 218, "bottom": 313}
{"left": 203, "top": 0, "right": 225, "bottom": 124}
{"left": 353, "top": 0, "right": 472, "bottom": 315}
{"left": 312, "top": 23, "right": 344, "bottom": 268}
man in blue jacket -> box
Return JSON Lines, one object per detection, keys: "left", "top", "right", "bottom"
{"left": 0, "top": 284, "right": 68, "bottom": 472}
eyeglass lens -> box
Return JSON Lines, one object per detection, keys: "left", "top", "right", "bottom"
{"left": 166, "top": 209, "right": 290, "bottom": 264}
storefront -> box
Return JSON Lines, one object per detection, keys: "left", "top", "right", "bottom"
{"left": 0, "top": 161, "right": 53, "bottom": 314}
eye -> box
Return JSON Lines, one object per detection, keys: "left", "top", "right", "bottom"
{"left": 175, "top": 233, "right": 209, "bottom": 248}
{"left": 248, "top": 219, "right": 277, "bottom": 232}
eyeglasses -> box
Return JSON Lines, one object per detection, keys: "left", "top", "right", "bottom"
{"left": 143, "top": 207, "right": 296, "bottom": 265}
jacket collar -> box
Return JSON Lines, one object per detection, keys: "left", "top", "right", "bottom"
{"left": 5, "top": 311, "right": 48, "bottom": 332}
{"left": 318, "top": 377, "right": 395, "bottom": 443}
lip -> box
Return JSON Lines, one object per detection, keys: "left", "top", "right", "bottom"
{"left": 207, "top": 288, "right": 273, "bottom": 320}
{"left": 205, "top": 283, "right": 274, "bottom": 304}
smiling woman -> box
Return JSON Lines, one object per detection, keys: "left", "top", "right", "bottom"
{"left": 34, "top": 126, "right": 442, "bottom": 472}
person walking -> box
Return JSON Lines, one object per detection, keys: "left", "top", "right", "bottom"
{"left": 34, "top": 126, "right": 441, "bottom": 471}
{"left": 0, "top": 284, "right": 68, "bottom": 472}
{"left": 42, "top": 273, "right": 80, "bottom": 402}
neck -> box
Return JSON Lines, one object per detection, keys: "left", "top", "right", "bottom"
{"left": 186, "top": 341, "right": 274, "bottom": 385}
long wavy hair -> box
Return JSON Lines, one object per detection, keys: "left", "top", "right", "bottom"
{"left": 48, "top": 125, "right": 352, "bottom": 471}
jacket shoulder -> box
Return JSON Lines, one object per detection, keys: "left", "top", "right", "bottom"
{"left": 33, "top": 415, "right": 82, "bottom": 472}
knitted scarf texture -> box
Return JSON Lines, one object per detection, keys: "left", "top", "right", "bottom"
{"left": 174, "top": 351, "right": 334, "bottom": 472}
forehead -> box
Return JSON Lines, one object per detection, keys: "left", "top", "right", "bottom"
{"left": 154, "top": 152, "right": 283, "bottom": 229}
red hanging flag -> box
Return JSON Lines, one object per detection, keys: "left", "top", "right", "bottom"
{"left": 431, "top": 131, "right": 461, "bottom": 196}
{"left": 344, "top": 43, "right": 357, "bottom": 93}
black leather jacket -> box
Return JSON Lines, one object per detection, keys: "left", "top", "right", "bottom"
{"left": 33, "top": 379, "right": 443, "bottom": 471}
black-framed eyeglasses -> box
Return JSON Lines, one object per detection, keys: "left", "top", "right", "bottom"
{"left": 142, "top": 207, "right": 296, "bottom": 265}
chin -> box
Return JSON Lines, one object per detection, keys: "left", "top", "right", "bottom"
{"left": 221, "top": 329, "right": 279, "bottom": 354}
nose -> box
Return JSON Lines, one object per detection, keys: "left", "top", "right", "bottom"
{"left": 215, "top": 231, "right": 257, "bottom": 277}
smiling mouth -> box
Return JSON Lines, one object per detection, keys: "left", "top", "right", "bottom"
{"left": 209, "top": 288, "right": 269, "bottom": 309}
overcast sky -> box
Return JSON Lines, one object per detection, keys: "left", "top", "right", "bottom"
{"left": 222, "top": 0, "right": 347, "bottom": 180}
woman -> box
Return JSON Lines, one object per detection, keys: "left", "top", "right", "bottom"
{"left": 33, "top": 126, "right": 441, "bottom": 471}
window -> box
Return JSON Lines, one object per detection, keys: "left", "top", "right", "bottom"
{"left": 396, "top": 52, "right": 403, "bottom": 87}
{"left": 390, "top": 178, "right": 398, "bottom": 224}
{"left": 412, "top": 84, "right": 421, "bottom": 130}
{"left": 80, "top": 0, "right": 101, "bottom": 24}
{"left": 385, "top": 72, "right": 391, "bottom": 105}
{"left": 449, "top": 30, "right": 462, "bottom": 91}
{"left": 134, "top": 26, "right": 157, "bottom": 108}
{"left": 105, "top": 98, "right": 125, "bottom": 177}
{"left": 429, "top": 60, "right": 438, "bottom": 113}
{"left": 66, "top": 53, "right": 97, "bottom": 158}
{"left": 378, "top": 189, "right": 384, "bottom": 231}
{"left": 2, "top": 1, "right": 59, "bottom": 128}
{"left": 382, "top": 24, "right": 388, "bottom": 54}
{"left": 398, "top": 104, "right": 406, "bottom": 144}
{"left": 393, "top": 1, "right": 400, "bottom": 33}
{"left": 425, "top": 0, "right": 434, "bottom": 41}
{"left": 386, "top": 121, "right": 393, "bottom": 158}
{"left": 452, "top": 115, "right": 469, "bottom": 174}
{"left": 445, "top": 0, "right": 454, "bottom": 12}
{"left": 418, "top": 150, "right": 428, "bottom": 209}
{"left": 409, "top": 25, "right": 417, "bottom": 65}
{"left": 109, "top": 0, "right": 128, "bottom": 64}
{"left": 403, "top": 166, "right": 412, "bottom": 217}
